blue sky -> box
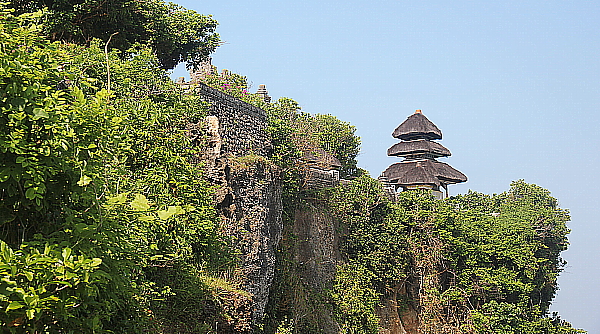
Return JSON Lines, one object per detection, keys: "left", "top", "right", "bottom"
{"left": 172, "top": 1, "right": 599, "bottom": 331}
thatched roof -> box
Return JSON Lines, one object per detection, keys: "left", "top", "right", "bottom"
{"left": 383, "top": 159, "right": 467, "bottom": 186}
{"left": 432, "top": 161, "right": 468, "bottom": 183}
{"left": 303, "top": 147, "right": 342, "bottom": 170}
{"left": 395, "top": 162, "right": 440, "bottom": 186}
{"left": 392, "top": 111, "right": 442, "bottom": 141}
{"left": 387, "top": 140, "right": 451, "bottom": 157}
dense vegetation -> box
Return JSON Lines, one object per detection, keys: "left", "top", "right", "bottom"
{"left": 327, "top": 179, "right": 583, "bottom": 334}
{"left": 0, "top": 6, "right": 239, "bottom": 332}
{"left": 7, "top": 0, "right": 220, "bottom": 69}
{"left": 1, "top": 2, "right": 584, "bottom": 333}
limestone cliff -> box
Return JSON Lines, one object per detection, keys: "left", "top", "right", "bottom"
{"left": 189, "top": 81, "right": 575, "bottom": 334}
{"left": 193, "top": 82, "right": 420, "bottom": 333}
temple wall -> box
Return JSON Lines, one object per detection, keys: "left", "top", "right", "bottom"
{"left": 197, "top": 83, "right": 271, "bottom": 157}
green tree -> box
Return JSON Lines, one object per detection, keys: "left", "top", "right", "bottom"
{"left": 8, "top": 0, "right": 220, "bottom": 69}
{"left": 312, "top": 114, "right": 361, "bottom": 178}
{"left": 445, "top": 181, "right": 580, "bottom": 333}
{"left": 0, "top": 7, "right": 117, "bottom": 331}
{"left": 0, "top": 6, "right": 238, "bottom": 332}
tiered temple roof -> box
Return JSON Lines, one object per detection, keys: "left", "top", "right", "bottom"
{"left": 387, "top": 140, "right": 451, "bottom": 158}
{"left": 392, "top": 112, "right": 442, "bottom": 140}
{"left": 381, "top": 110, "right": 466, "bottom": 198}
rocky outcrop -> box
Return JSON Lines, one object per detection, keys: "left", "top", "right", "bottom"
{"left": 293, "top": 205, "right": 341, "bottom": 294}
{"left": 377, "top": 283, "right": 419, "bottom": 334}
{"left": 288, "top": 203, "right": 343, "bottom": 333}
{"left": 219, "top": 161, "right": 283, "bottom": 325}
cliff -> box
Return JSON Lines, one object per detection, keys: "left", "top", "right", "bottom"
{"left": 190, "top": 81, "right": 578, "bottom": 334}
{"left": 192, "top": 82, "right": 354, "bottom": 331}
{"left": 193, "top": 83, "right": 421, "bottom": 333}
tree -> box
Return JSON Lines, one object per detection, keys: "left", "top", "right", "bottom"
{"left": 7, "top": 0, "right": 220, "bottom": 69}
{"left": 0, "top": 7, "right": 115, "bottom": 331}
{"left": 312, "top": 114, "right": 361, "bottom": 178}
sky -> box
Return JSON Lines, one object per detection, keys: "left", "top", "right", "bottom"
{"left": 171, "top": 1, "right": 599, "bottom": 331}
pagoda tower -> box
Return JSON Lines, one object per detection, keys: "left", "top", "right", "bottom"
{"left": 381, "top": 110, "right": 467, "bottom": 199}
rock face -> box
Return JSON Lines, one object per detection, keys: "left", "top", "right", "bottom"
{"left": 290, "top": 203, "right": 343, "bottom": 333}
{"left": 192, "top": 83, "right": 420, "bottom": 333}
{"left": 222, "top": 162, "right": 282, "bottom": 325}
{"left": 293, "top": 206, "right": 341, "bottom": 294}
{"left": 377, "top": 283, "right": 420, "bottom": 334}
{"left": 195, "top": 83, "right": 282, "bottom": 326}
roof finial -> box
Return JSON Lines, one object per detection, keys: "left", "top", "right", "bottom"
{"left": 415, "top": 109, "right": 422, "bottom": 114}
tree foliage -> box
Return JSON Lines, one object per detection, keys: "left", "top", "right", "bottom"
{"left": 7, "top": 0, "right": 220, "bottom": 69}
{"left": 0, "top": 7, "right": 237, "bottom": 332}
{"left": 444, "top": 181, "right": 579, "bottom": 333}
{"left": 326, "top": 177, "right": 584, "bottom": 333}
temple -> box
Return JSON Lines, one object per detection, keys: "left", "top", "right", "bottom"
{"left": 381, "top": 110, "right": 467, "bottom": 199}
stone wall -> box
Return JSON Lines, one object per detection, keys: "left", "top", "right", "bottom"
{"left": 197, "top": 83, "right": 271, "bottom": 157}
